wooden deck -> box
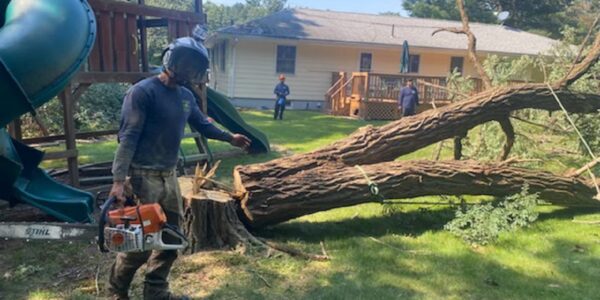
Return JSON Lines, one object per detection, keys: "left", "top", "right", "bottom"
{"left": 325, "top": 72, "right": 484, "bottom": 120}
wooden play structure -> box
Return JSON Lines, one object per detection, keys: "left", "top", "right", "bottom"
{"left": 324, "top": 72, "right": 485, "bottom": 120}
{"left": 6, "top": 0, "right": 205, "bottom": 186}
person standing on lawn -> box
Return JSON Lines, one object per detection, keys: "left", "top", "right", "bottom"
{"left": 398, "top": 79, "right": 419, "bottom": 117}
{"left": 108, "top": 37, "right": 251, "bottom": 300}
{"left": 273, "top": 74, "right": 290, "bottom": 120}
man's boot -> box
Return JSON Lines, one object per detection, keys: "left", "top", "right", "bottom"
{"left": 143, "top": 285, "right": 190, "bottom": 300}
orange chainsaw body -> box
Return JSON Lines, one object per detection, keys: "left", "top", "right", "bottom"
{"left": 107, "top": 203, "right": 166, "bottom": 234}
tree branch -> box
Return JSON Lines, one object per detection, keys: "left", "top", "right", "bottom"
{"left": 497, "top": 117, "right": 515, "bottom": 161}
{"left": 431, "top": 0, "right": 493, "bottom": 89}
{"left": 568, "top": 157, "right": 600, "bottom": 178}
{"left": 559, "top": 15, "right": 600, "bottom": 87}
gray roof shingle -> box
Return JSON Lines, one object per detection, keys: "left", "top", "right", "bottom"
{"left": 216, "top": 8, "right": 559, "bottom": 55}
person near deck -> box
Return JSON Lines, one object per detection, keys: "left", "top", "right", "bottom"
{"left": 398, "top": 79, "right": 419, "bottom": 117}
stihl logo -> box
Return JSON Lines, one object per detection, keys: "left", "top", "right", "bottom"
{"left": 25, "top": 228, "right": 51, "bottom": 236}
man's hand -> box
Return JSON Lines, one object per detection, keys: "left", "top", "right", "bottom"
{"left": 109, "top": 181, "right": 126, "bottom": 206}
{"left": 230, "top": 134, "right": 251, "bottom": 150}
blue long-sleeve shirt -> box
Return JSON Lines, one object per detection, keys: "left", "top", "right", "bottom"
{"left": 112, "top": 76, "right": 232, "bottom": 181}
{"left": 398, "top": 86, "right": 419, "bottom": 110}
{"left": 274, "top": 82, "right": 290, "bottom": 100}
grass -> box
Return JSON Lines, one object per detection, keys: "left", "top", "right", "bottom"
{"left": 2, "top": 109, "right": 600, "bottom": 299}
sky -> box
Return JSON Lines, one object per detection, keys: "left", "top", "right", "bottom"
{"left": 208, "top": 0, "right": 408, "bottom": 16}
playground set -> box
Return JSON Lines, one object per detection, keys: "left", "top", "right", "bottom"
{"left": 0, "top": 0, "right": 268, "bottom": 225}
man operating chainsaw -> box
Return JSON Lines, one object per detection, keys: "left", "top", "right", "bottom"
{"left": 108, "top": 37, "right": 251, "bottom": 300}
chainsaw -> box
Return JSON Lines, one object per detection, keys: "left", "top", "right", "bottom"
{"left": 0, "top": 197, "right": 188, "bottom": 253}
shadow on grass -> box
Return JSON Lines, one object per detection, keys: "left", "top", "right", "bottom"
{"left": 200, "top": 204, "right": 600, "bottom": 299}
{"left": 256, "top": 206, "right": 456, "bottom": 243}
{"left": 537, "top": 206, "right": 600, "bottom": 222}
{"left": 202, "top": 234, "right": 600, "bottom": 299}
{"left": 207, "top": 223, "right": 600, "bottom": 299}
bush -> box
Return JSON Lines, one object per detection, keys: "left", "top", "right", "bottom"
{"left": 20, "top": 83, "right": 129, "bottom": 137}
{"left": 444, "top": 185, "right": 540, "bottom": 245}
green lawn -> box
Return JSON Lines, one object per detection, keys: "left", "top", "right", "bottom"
{"left": 2, "top": 110, "right": 599, "bottom": 299}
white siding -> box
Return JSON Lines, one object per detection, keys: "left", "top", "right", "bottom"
{"left": 208, "top": 40, "right": 232, "bottom": 96}
{"left": 228, "top": 39, "right": 534, "bottom": 102}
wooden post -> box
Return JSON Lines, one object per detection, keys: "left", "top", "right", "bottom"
{"left": 200, "top": 83, "right": 208, "bottom": 114}
{"left": 339, "top": 72, "right": 346, "bottom": 114}
{"left": 188, "top": 83, "right": 213, "bottom": 168}
{"left": 194, "top": 0, "right": 202, "bottom": 15}
{"left": 138, "top": 0, "right": 149, "bottom": 72}
{"left": 7, "top": 118, "right": 22, "bottom": 141}
{"left": 59, "top": 84, "right": 79, "bottom": 186}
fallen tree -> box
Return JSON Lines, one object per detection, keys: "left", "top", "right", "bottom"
{"left": 183, "top": 2, "right": 600, "bottom": 251}
{"left": 234, "top": 160, "right": 600, "bottom": 228}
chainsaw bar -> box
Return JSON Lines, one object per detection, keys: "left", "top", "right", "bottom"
{"left": 0, "top": 222, "right": 97, "bottom": 241}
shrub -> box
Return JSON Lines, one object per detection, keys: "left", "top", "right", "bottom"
{"left": 444, "top": 185, "right": 540, "bottom": 245}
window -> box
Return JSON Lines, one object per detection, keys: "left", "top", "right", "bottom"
{"left": 276, "top": 45, "right": 296, "bottom": 74}
{"left": 359, "top": 53, "right": 372, "bottom": 72}
{"left": 408, "top": 54, "right": 420, "bottom": 73}
{"left": 450, "top": 56, "right": 464, "bottom": 74}
{"left": 219, "top": 41, "right": 228, "bottom": 72}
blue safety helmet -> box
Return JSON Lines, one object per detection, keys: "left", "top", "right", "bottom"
{"left": 162, "top": 37, "right": 209, "bottom": 85}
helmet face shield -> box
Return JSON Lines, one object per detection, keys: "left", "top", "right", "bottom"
{"left": 169, "top": 48, "right": 206, "bottom": 84}
{"left": 163, "top": 37, "right": 209, "bottom": 85}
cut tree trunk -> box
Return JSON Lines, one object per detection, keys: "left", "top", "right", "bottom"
{"left": 182, "top": 189, "right": 261, "bottom": 251}
{"left": 235, "top": 160, "right": 600, "bottom": 228}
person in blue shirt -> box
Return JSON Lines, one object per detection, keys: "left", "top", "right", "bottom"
{"left": 107, "top": 37, "right": 250, "bottom": 300}
{"left": 273, "top": 74, "right": 290, "bottom": 120}
{"left": 398, "top": 79, "right": 419, "bottom": 117}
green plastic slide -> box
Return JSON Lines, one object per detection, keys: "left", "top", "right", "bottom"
{"left": 0, "top": 0, "right": 96, "bottom": 222}
{"left": 206, "top": 87, "right": 270, "bottom": 153}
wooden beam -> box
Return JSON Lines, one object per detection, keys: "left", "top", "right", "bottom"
{"left": 143, "top": 18, "right": 168, "bottom": 28}
{"left": 74, "top": 72, "right": 153, "bottom": 84}
{"left": 7, "top": 119, "right": 22, "bottom": 141}
{"left": 126, "top": 13, "right": 140, "bottom": 72}
{"left": 43, "top": 149, "right": 78, "bottom": 161}
{"left": 194, "top": 0, "right": 202, "bottom": 14}
{"left": 88, "top": 0, "right": 203, "bottom": 22}
{"left": 88, "top": 12, "right": 102, "bottom": 71}
{"left": 113, "top": 12, "right": 129, "bottom": 72}
{"left": 59, "top": 85, "right": 80, "bottom": 186}
{"left": 99, "top": 12, "right": 115, "bottom": 72}
{"left": 168, "top": 19, "right": 178, "bottom": 41}
{"left": 138, "top": 0, "right": 149, "bottom": 72}
{"left": 23, "top": 129, "right": 119, "bottom": 145}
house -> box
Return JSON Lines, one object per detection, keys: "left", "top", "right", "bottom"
{"left": 205, "top": 8, "right": 559, "bottom": 111}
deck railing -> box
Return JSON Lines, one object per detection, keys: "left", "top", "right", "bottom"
{"left": 325, "top": 72, "right": 487, "bottom": 120}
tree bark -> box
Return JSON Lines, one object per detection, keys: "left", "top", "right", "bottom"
{"left": 235, "top": 160, "right": 600, "bottom": 228}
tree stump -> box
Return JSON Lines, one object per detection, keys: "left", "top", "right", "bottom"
{"left": 182, "top": 189, "right": 257, "bottom": 252}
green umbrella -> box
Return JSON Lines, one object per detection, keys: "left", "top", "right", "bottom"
{"left": 400, "top": 40, "right": 410, "bottom": 73}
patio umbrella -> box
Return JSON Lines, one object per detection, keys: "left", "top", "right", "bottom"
{"left": 400, "top": 40, "right": 410, "bottom": 73}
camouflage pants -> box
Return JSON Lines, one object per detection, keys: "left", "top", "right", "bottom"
{"left": 108, "top": 168, "right": 183, "bottom": 300}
